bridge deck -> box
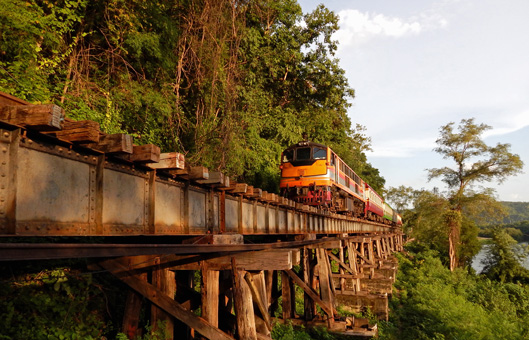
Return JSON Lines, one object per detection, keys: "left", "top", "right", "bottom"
{"left": 0, "top": 125, "right": 395, "bottom": 238}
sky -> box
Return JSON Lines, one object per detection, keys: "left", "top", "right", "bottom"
{"left": 299, "top": 0, "right": 529, "bottom": 202}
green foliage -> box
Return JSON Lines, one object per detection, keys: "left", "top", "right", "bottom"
{"left": 0, "top": 0, "right": 384, "bottom": 194}
{"left": 480, "top": 227, "right": 529, "bottom": 283}
{"left": 0, "top": 267, "right": 108, "bottom": 340}
{"left": 272, "top": 322, "right": 312, "bottom": 340}
{"left": 381, "top": 250, "right": 529, "bottom": 340}
{"left": 428, "top": 118, "right": 524, "bottom": 197}
{"left": 116, "top": 320, "right": 169, "bottom": 340}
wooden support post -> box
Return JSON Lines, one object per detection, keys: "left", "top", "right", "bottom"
{"left": 122, "top": 258, "right": 148, "bottom": 339}
{"left": 316, "top": 248, "right": 334, "bottom": 325}
{"left": 201, "top": 262, "right": 220, "bottom": 328}
{"left": 302, "top": 248, "right": 314, "bottom": 321}
{"left": 281, "top": 271, "right": 294, "bottom": 321}
{"left": 324, "top": 248, "right": 336, "bottom": 296}
{"left": 339, "top": 245, "right": 345, "bottom": 292}
{"left": 347, "top": 241, "right": 360, "bottom": 292}
{"left": 367, "top": 240, "right": 375, "bottom": 277}
{"left": 245, "top": 272, "right": 272, "bottom": 334}
{"left": 266, "top": 270, "right": 279, "bottom": 317}
{"left": 151, "top": 257, "right": 176, "bottom": 339}
{"left": 375, "top": 239, "right": 383, "bottom": 259}
{"left": 231, "top": 258, "right": 257, "bottom": 340}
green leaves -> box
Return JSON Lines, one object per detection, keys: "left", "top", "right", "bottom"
{"left": 385, "top": 250, "right": 529, "bottom": 340}
{"left": 0, "top": 268, "right": 108, "bottom": 339}
{"left": 428, "top": 118, "right": 524, "bottom": 199}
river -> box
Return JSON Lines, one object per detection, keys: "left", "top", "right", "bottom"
{"left": 471, "top": 243, "right": 529, "bottom": 273}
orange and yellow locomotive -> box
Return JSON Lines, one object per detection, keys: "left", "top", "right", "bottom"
{"left": 279, "top": 141, "right": 401, "bottom": 225}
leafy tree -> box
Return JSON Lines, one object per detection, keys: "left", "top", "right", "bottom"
{"left": 385, "top": 185, "right": 415, "bottom": 213}
{"left": 0, "top": 0, "right": 383, "bottom": 193}
{"left": 427, "top": 118, "right": 524, "bottom": 270}
{"left": 481, "top": 227, "right": 529, "bottom": 283}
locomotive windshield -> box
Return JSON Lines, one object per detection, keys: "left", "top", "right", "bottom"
{"left": 313, "top": 146, "right": 327, "bottom": 160}
{"left": 282, "top": 145, "right": 327, "bottom": 163}
{"left": 296, "top": 147, "right": 311, "bottom": 160}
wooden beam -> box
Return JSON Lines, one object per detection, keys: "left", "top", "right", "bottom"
{"left": 100, "top": 259, "right": 234, "bottom": 340}
{"left": 121, "top": 144, "right": 161, "bottom": 163}
{"left": 331, "top": 273, "right": 365, "bottom": 279}
{"left": 87, "top": 133, "right": 133, "bottom": 154}
{"left": 189, "top": 166, "right": 209, "bottom": 180}
{"left": 0, "top": 104, "right": 64, "bottom": 130}
{"left": 231, "top": 183, "right": 248, "bottom": 194}
{"left": 245, "top": 186, "right": 263, "bottom": 199}
{"left": 327, "top": 251, "right": 356, "bottom": 276}
{"left": 46, "top": 119, "right": 100, "bottom": 143}
{"left": 197, "top": 171, "right": 229, "bottom": 187}
{"left": 282, "top": 269, "right": 335, "bottom": 318}
{"left": 168, "top": 249, "right": 294, "bottom": 271}
{"left": 149, "top": 152, "right": 185, "bottom": 169}
{"left": 352, "top": 247, "right": 373, "bottom": 265}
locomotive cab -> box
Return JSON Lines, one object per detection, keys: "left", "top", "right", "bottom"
{"left": 279, "top": 141, "right": 332, "bottom": 206}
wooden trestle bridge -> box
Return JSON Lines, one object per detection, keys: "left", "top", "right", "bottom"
{"left": 0, "top": 91, "right": 403, "bottom": 339}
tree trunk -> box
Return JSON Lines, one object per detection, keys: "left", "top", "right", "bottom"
{"left": 446, "top": 209, "right": 462, "bottom": 271}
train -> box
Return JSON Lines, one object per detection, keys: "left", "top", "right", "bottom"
{"left": 279, "top": 140, "right": 402, "bottom": 226}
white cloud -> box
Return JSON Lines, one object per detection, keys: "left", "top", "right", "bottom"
{"left": 483, "top": 110, "right": 529, "bottom": 138}
{"left": 335, "top": 9, "right": 447, "bottom": 47}
{"left": 335, "top": 10, "right": 421, "bottom": 46}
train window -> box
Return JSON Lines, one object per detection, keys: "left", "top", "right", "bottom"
{"left": 282, "top": 149, "right": 294, "bottom": 163}
{"left": 313, "top": 147, "right": 327, "bottom": 160}
{"left": 296, "top": 147, "right": 311, "bottom": 160}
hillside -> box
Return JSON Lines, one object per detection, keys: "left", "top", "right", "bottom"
{"left": 501, "top": 201, "right": 529, "bottom": 224}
